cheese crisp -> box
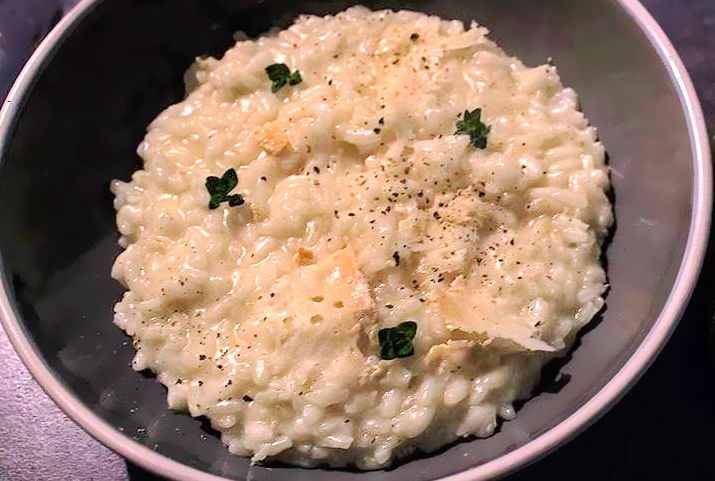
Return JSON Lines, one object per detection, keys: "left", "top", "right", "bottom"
{"left": 111, "top": 7, "right": 612, "bottom": 469}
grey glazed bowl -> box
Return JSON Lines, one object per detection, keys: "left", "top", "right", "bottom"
{"left": 0, "top": 0, "right": 710, "bottom": 480}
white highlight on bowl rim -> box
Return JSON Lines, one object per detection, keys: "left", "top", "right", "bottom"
{"left": 0, "top": 1, "right": 710, "bottom": 480}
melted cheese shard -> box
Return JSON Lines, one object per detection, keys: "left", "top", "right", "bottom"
{"left": 242, "top": 248, "right": 376, "bottom": 393}
{"left": 432, "top": 279, "right": 557, "bottom": 352}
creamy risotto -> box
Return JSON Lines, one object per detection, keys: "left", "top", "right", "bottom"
{"left": 111, "top": 7, "right": 612, "bottom": 469}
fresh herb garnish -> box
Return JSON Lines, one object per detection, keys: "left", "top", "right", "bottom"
{"left": 378, "top": 321, "right": 417, "bottom": 360}
{"left": 205, "top": 168, "right": 244, "bottom": 209}
{"left": 455, "top": 108, "right": 491, "bottom": 149}
{"left": 265, "top": 63, "right": 302, "bottom": 93}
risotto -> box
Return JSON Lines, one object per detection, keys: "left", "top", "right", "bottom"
{"left": 111, "top": 7, "right": 612, "bottom": 469}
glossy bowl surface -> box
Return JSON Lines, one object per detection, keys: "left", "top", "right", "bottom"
{"left": 0, "top": 1, "right": 710, "bottom": 480}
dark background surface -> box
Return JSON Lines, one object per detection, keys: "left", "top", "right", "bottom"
{"left": 0, "top": 1, "right": 713, "bottom": 480}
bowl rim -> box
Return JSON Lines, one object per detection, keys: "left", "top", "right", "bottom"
{"left": 0, "top": 1, "right": 711, "bottom": 480}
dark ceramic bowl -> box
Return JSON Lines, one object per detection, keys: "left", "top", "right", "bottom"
{"left": 0, "top": 1, "right": 710, "bottom": 480}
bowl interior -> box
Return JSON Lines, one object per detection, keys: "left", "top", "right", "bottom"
{"left": 0, "top": 0, "right": 695, "bottom": 480}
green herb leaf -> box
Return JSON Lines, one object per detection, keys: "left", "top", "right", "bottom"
{"left": 378, "top": 321, "right": 417, "bottom": 360}
{"left": 266, "top": 63, "right": 290, "bottom": 92}
{"left": 265, "top": 63, "right": 302, "bottom": 92}
{"left": 227, "top": 193, "right": 245, "bottom": 206}
{"left": 288, "top": 70, "right": 302, "bottom": 86}
{"left": 205, "top": 168, "right": 243, "bottom": 209}
{"left": 455, "top": 108, "right": 491, "bottom": 149}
